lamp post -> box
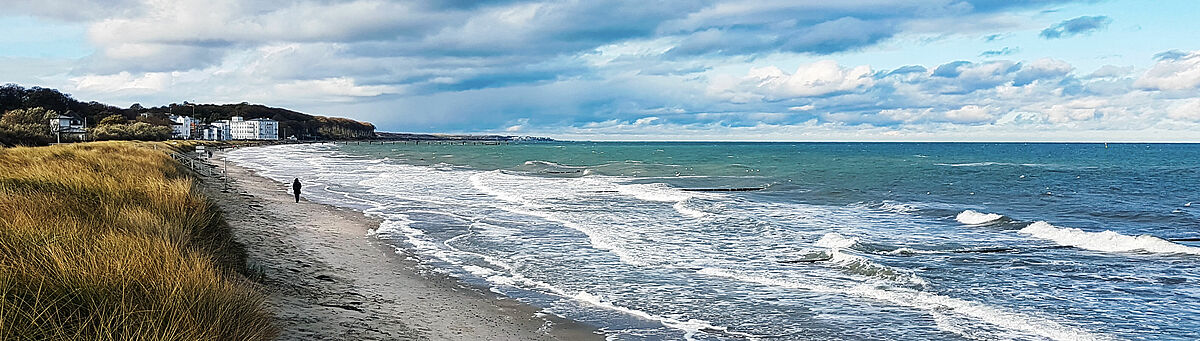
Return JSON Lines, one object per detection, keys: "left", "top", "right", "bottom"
{"left": 184, "top": 101, "right": 197, "bottom": 116}
{"left": 184, "top": 101, "right": 199, "bottom": 140}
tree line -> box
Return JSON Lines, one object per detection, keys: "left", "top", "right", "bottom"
{"left": 0, "top": 84, "right": 377, "bottom": 146}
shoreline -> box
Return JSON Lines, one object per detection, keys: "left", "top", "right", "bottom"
{"left": 197, "top": 150, "right": 603, "bottom": 340}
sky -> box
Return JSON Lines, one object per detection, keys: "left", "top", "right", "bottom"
{"left": 2, "top": 0, "right": 1200, "bottom": 141}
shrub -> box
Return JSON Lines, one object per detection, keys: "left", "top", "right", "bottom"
{"left": 0, "top": 108, "right": 55, "bottom": 146}
{"left": 90, "top": 122, "right": 171, "bottom": 141}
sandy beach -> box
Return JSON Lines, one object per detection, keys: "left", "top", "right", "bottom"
{"left": 197, "top": 150, "right": 603, "bottom": 340}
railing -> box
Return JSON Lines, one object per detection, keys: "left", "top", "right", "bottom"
{"left": 166, "top": 149, "right": 222, "bottom": 179}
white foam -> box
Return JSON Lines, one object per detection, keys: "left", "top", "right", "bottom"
{"left": 878, "top": 201, "right": 919, "bottom": 215}
{"left": 466, "top": 171, "right": 659, "bottom": 267}
{"left": 935, "top": 162, "right": 1006, "bottom": 167}
{"left": 813, "top": 233, "right": 926, "bottom": 286}
{"left": 827, "top": 250, "right": 928, "bottom": 286}
{"left": 226, "top": 143, "right": 1107, "bottom": 340}
{"left": 885, "top": 247, "right": 922, "bottom": 256}
{"left": 570, "top": 291, "right": 759, "bottom": 340}
{"left": 1019, "top": 221, "right": 1200, "bottom": 255}
{"left": 616, "top": 183, "right": 694, "bottom": 202}
{"left": 460, "top": 259, "right": 762, "bottom": 340}
{"left": 524, "top": 160, "right": 583, "bottom": 168}
{"left": 672, "top": 200, "right": 708, "bottom": 218}
{"left": 956, "top": 210, "right": 1004, "bottom": 225}
{"left": 815, "top": 233, "right": 859, "bottom": 249}
{"left": 697, "top": 268, "right": 1106, "bottom": 341}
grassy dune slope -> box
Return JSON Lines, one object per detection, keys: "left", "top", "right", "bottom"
{"left": 0, "top": 142, "right": 275, "bottom": 340}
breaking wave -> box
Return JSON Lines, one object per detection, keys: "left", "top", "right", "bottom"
{"left": 1019, "top": 221, "right": 1200, "bottom": 255}
{"left": 956, "top": 210, "right": 1005, "bottom": 225}
{"left": 696, "top": 268, "right": 1105, "bottom": 341}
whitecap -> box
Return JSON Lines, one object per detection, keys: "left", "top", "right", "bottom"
{"left": 815, "top": 232, "right": 859, "bottom": 249}
{"left": 697, "top": 268, "right": 1107, "bottom": 341}
{"left": 616, "top": 183, "right": 694, "bottom": 202}
{"left": 672, "top": 200, "right": 708, "bottom": 218}
{"left": 956, "top": 210, "right": 1004, "bottom": 225}
{"left": 1019, "top": 221, "right": 1200, "bottom": 255}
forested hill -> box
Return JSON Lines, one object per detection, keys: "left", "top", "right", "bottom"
{"left": 0, "top": 84, "right": 375, "bottom": 142}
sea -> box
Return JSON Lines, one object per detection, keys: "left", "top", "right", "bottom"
{"left": 226, "top": 142, "right": 1200, "bottom": 341}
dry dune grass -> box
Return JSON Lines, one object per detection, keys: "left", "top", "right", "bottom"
{"left": 0, "top": 141, "right": 275, "bottom": 340}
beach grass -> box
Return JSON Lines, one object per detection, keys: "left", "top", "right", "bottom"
{"left": 0, "top": 141, "right": 275, "bottom": 340}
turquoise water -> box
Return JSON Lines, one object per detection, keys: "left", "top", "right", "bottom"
{"left": 228, "top": 142, "right": 1200, "bottom": 340}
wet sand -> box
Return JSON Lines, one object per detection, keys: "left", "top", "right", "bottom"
{"left": 197, "top": 151, "right": 603, "bottom": 340}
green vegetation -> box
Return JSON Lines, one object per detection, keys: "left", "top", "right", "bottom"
{"left": 0, "top": 107, "right": 57, "bottom": 146}
{"left": 0, "top": 83, "right": 376, "bottom": 146}
{"left": 0, "top": 142, "right": 275, "bottom": 340}
{"left": 89, "top": 114, "right": 172, "bottom": 141}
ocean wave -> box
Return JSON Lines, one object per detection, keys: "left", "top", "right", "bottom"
{"left": 459, "top": 256, "right": 761, "bottom": 339}
{"left": 883, "top": 246, "right": 1017, "bottom": 256}
{"left": 854, "top": 201, "right": 921, "bottom": 215}
{"left": 616, "top": 183, "right": 695, "bottom": 202}
{"left": 878, "top": 201, "right": 920, "bottom": 214}
{"left": 956, "top": 210, "right": 1005, "bottom": 225}
{"left": 672, "top": 200, "right": 709, "bottom": 218}
{"left": 523, "top": 160, "right": 586, "bottom": 169}
{"left": 571, "top": 291, "right": 760, "bottom": 340}
{"left": 697, "top": 268, "right": 1106, "bottom": 341}
{"left": 935, "top": 162, "right": 1050, "bottom": 167}
{"left": 815, "top": 232, "right": 860, "bottom": 249}
{"left": 1019, "top": 221, "right": 1200, "bottom": 255}
{"left": 813, "top": 233, "right": 927, "bottom": 286}
{"left": 829, "top": 250, "right": 929, "bottom": 286}
{"left": 884, "top": 247, "right": 939, "bottom": 256}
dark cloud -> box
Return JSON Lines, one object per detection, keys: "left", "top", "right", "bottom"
{"left": 780, "top": 17, "right": 896, "bottom": 54}
{"left": 21, "top": 0, "right": 1173, "bottom": 137}
{"left": 1039, "top": 15, "right": 1112, "bottom": 39}
{"left": 665, "top": 17, "right": 897, "bottom": 57}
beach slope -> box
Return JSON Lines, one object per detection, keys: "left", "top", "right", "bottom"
{"left": 198, "top": 151, "right": 600, "bottom": 340}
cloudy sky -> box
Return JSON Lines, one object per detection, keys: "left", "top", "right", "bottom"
{"left": 3, "top": 0, "right": 1200, "bottom": 141}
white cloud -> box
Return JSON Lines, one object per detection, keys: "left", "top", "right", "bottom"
{"left": 1167, "top": 99, "right": 1200, "bottom": 121}
{"left": 6, "top": 0, "right": 1200, "bottom": 141}
{"left": 708, "top": 60, "right": 873, "bottom": 102}
{"left": 1135, "top": 50, "right": 1200, "bottom": 90}
{"left": 1039, "top": 98, "right": 1106, "bottom": 123}
{"left": 633, "top": 116, "right": 660, "bottom": 126}
{"left": 943, "top": 105, "right": 994, "bottom": 123}
{"left": 70, "top": 71, "right": 174, "bottom": 93}
{"left": 273, "top": 77, "right": 398, "bottom": 101}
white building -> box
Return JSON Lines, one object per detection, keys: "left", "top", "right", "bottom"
{"left": 228, "top": 116, "right": 279, "bottom": 140}
{"left": 169, "top": 115, "right": 196, "bottom": 139}
{"left": 203, "top": 120, "right": 231, "bottom": 141}
{"left": 199, "top": 116, "right": 279, "bottom": 141}
{"left": 49, "top": 114, "right": 86, "bottom": 141}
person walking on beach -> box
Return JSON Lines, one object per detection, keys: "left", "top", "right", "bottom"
{"left": 292, "top": 178, "right": 302, "bottom": 203}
